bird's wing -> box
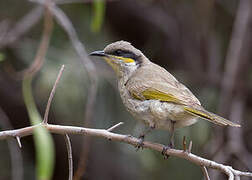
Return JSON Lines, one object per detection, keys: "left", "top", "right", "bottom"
{"left": 184, "top": 107, "right": 240, "bottom": 127}
{"left": 126, "top": 63, "right": 201, "bottom": 106}
{"left": 126, "top": 63, "right": 240, "bottom": 127}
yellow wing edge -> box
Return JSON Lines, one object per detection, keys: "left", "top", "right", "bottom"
{"left": 138, "top": 88, "right": 184, "bottom": 104}
{"left": 184, "top": 107, "right": 241, "bottom": 127}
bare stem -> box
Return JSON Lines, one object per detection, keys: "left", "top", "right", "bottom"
{"left": 0, "top": 107, "right": 24, "bottom": 180}
{"left": 43, "top": 65, "right": 65, "bottom": 124}
{"left": 48, "top": 4, "right": 98, "bottom": 179}
{"left": 0, "top": 123, "right": 251, "bottom": 180}
{"left": 64, "top": 134, "right": 73, "bottom": 180}
{"left": 201, "top": 166, "right": 210, "bottom": 180}
{"left": 21, "top": 1, "right": 54, "bottom": 78}
{"left": 0, "top": 7, "right": 43, "bottom": 48}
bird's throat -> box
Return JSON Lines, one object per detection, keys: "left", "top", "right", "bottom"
{"left": 104, "top": 57, "right": 138, "bottom": 81}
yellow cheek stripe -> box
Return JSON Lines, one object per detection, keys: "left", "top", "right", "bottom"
{"left": 110, "top": 55, "right": 135, "bottom": 63}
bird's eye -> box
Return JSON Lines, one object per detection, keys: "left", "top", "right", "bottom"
{"left": 114, "top": 50, "right": 123, "bottom": 56}
{"left": 111, "top": 49, "right": 139, "bottom": 62}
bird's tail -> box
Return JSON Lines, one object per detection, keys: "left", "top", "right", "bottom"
{"left": 184, "top": 106, "right": 241, "bottom": 127}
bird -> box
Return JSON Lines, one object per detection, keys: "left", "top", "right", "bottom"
{"left": 90, "top": 40, "right": 240, "bottom": 153}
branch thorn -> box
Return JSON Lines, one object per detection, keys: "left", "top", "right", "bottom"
{"left": 16, "top": 136, "right": 22, "bottom": 148}
{"left": 183, "top": 136, "right": 187, "bottom": 152}
{"left": 107, "top": 122, "right": 124, "bottom": 132}
{"left": 187, "top": 140, "right": 193, "bottom": 154}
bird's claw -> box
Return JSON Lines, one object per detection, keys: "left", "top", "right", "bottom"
{"left": 169, "top": 141, "right": 174, "bottom": 149}
{"left": 136, "top": 135, "right": 144, "bottom": 151}
{"left": 162, "top": 145, "right": 170, "bottom": 159}
{"left": 162, "top": 142, "right": 175, "bottom": 159}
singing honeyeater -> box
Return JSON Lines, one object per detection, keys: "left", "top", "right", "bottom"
{"left": 90, "top": 40, "right": 240, "bottom": 150}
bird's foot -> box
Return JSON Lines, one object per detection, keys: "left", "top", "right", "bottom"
{"left": 136, "top": 135, "right": 145, "bottom": 151}
{"left": 161, "top": 145, "right": 170, "bottom": 159}
{"left": 161, "top": 142, "right": 174, "bottom": 159}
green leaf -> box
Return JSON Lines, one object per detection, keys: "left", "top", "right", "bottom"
{"left": 91, "top": 0, "right": 105, "bottom": 33}
{"left": 22, "top": 76, "right": 55, "bottom": 180}
{"left": 0, "top": 53, "right": 5, "bottom": 62}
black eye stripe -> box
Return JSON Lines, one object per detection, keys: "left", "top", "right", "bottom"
{"left": 114, "top": 50, "right": 124, "bottom": 56}
{"left": 109, "top": 49, "right": 138, "bottom": 60}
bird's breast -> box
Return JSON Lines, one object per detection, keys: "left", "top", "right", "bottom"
{"left": 118, "top": 79, "right": 152, "bottom": 122}
{"left": 117, "top": 79, "right": 198, "bottom": 130}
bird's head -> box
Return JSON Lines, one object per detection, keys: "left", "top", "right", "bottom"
{"left": 90, "top": 41, "right": 148, "bottom": 78}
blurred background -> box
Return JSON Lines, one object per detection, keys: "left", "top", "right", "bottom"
{"left": 0, "top": 0, "right": 251, "bottom": 179}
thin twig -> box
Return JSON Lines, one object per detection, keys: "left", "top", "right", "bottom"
{"left": 50, "top": 5, "right": 97, "bottom": 79}
{"left": 0, "top": 123, "right": 252, "bottom": 180}
{"left": 107, "top": 122, "right": 124, "bottom": 132}
{"left": 212, "top": 0, "right": 252, "bottom": 178}
{"left": 20, "top": 1, "right": 54, "bottom": 78}
{"left": 201, "top": 166, "right": 210, "bottom": 180}
{"left": 0, "top": 6, "right": 43, "bottom": 48}
{"left": 7, "top": 139, "right": 23, "bottom": 180}
{"left": 28, "top": 2, "right": 98, "bottom": 178}
{"left": 219, "top": 0, "right": 252, "bottom": 115}
{"left": 64, "top": 134, "right": 73, "bottom": 180}
{"left": 48, "top": 4, "right": 98, "bottom": 179}
{"left": 43, "top": 65, "right": 65, "bottom": 124}
{"left": 0, "top": 107, "right": 24, "bottom": 180}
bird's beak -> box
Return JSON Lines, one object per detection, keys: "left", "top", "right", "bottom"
{"left": 89, "top": 50, "right": 120, "bottom": 63}
{"left": 89, "top": 50, "right": 107, "bottom": 57}
{"left": 90, "top": 50, "right": 121, "bottom": 75}
{"left": 89, "top": 50, "right": 134, "bottom": 64}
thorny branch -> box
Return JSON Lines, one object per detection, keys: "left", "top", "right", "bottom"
{"left": 4, "top": 0, "right": 98, "bottom": 178}
{"left": 1, "top": 63, "right": 252, "bottom": 180}
{"left": 0, "top": 123, "right": 252, "bottom": 180}
{"left": 0, "top": 107, "right": 23, "bottom": 180}
{"left": 44, "top": 2, "right": 98, "bottom": 179}
{"left": 28, "top": 1, "right": 98, "bottom": 178}
{"left": 1, "top": 1, "right": 251, "bottom": 180}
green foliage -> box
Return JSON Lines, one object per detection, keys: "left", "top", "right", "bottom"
{"left": 22, "top": 76, "right": 55, "bottom": 180}
{"left": 0, "top": 53, "right": 5, "bottom": 62}
{"left": 91, "top": 0, "right": 105, "bottom": 33}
